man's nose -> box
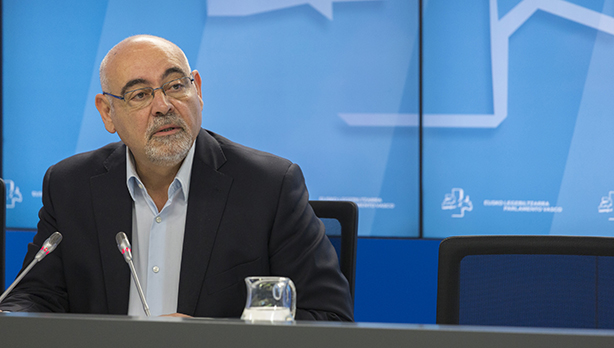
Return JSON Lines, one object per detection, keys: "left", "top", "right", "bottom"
{"left": 150, "top": 88, "right": 172, "bottom": 115}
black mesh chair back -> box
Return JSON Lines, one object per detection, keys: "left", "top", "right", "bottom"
{"left": 309, "top": 200, "right": 358, "bottom": 300}
{"left": 436, "top": 235, "right": 614, "bottom": 329}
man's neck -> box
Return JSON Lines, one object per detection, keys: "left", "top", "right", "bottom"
{"left": 134, "top": 158, "right": 183, "bottom": 211}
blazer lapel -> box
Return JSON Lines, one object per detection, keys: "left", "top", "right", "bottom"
{"left": 177, "top": 130, "right": 233, "bottom": 315}
{"left": 90, "top": 144, "right": 133, "bottom": 314}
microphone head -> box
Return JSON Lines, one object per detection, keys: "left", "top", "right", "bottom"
{"left": 34, "top": 231, "right": 63, "bottom": 262}
{"left": 116, "top": 232, "right": 133, "bottom": 262}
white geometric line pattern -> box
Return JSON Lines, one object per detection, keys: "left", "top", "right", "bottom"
{"left": 207, "top": 0, "right": 380, "bottom": 20}
{"left": 341, "top": 0, "right": 614, "bottom": 127}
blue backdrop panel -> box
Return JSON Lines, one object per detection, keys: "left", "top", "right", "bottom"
{"left": 423, "top": 0, "right": 614, "bottom": 237}
{"left": 3, "top": 0, "right": 419, "bottom": 237}
{"left": 2, "top": 0, "right": 108, "bottom": 227}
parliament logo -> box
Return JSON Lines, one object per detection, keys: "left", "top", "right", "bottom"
{"left": 5, "top": 179, "right": 23, "bottom": 209}
{"left": 442, "top": 188, "right": 473, "bottom": 218}
{"left": 598, "top": 191, "right": 614, "bottom": 215}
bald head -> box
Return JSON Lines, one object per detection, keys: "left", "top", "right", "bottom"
{"left": 99, "top": 35, "right": 191, "bottom": 93}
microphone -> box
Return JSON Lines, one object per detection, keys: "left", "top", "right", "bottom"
{"left": 0, "top": 232, "right": 63, "bottom": 304}
{"left": 116, "top": 232, "right": 151, "bottom": 317}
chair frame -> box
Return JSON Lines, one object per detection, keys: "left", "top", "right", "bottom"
{"left": 309, "top": 200, "right": 358, "bottom": 300}
{"left": 436, "top": 235, "right": 614, "bottom": 325}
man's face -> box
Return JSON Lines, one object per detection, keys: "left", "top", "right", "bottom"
{"left": 96, "top": 38, "right": 203, "bottom": 168}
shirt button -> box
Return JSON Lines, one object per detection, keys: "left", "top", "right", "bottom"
{"left": 153, "top": 266, "right": 160, "bottom": 273}
{"left": 155, "top": 216, "right": 162, "bottom": 223}
{"left": 138, "top": 183, "right": 143, "bottom": 189}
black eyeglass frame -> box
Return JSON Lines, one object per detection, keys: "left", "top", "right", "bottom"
{"left": 102, "top": 75, "right": 195, "bottom": 105}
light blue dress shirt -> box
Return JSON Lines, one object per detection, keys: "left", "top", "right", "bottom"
{"left": 125, "top": 143, "right": 195, "bottom": 316}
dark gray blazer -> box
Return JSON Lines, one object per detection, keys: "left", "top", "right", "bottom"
{"left": 1, "top": 129, "right": 353, "bottom": 321}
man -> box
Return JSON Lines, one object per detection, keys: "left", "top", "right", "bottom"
{"left": 0, "top": 35, "right": 353, "bottom": 321}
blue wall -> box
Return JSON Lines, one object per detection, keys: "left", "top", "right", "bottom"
{"left": 5, "top": 230, "right": 441, "bottom": 324}
{"left": 354, "top": 238, "right": 440, "bottom": 323}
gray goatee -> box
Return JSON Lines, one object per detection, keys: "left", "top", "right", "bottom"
{"left": 144, "top": 114, "right": 193, "bottom": 167}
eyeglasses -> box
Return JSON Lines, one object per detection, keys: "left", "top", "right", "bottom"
{"left": 103, "top": 75, "right": 195, "bottom": 110}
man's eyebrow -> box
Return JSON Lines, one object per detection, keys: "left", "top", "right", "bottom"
{"left": 161, "top": 67, "right": 188, "bottom": 80}
{"left": 121, "top": 78, "right": 148, "bottom": 96}
{"left": 119, "top": 67, "right": 187, "bottom": 95}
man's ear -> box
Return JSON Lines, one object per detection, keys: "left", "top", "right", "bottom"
{"left": 191, "top": 70, "right": 204, "bottom": 109}
{"left": 95, "top": 94, "right": 117, "bottom": 134}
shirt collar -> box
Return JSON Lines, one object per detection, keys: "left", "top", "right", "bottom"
{"left": 125, "top": 142, "right": 196, "bottom": 202}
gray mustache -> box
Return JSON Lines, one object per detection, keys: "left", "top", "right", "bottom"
{"left": 147, "top": 114, "right": 187, "bottom": 139}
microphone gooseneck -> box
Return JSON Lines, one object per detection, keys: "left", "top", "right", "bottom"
{"left": 0, "top": 232, "right": 63, "bottom": 304}
{"left": 115, "top": 232, "right": 151, "bottom": 317}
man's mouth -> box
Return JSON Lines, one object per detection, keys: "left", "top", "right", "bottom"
{"left": 153, "top": 125, "right": 182, "bottom": 136}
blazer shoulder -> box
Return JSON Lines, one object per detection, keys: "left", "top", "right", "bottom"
{"left": 205, "top": 131, "right": 293, "bottom": 172}
{"left": 49, "top": 141, "right": 125, "bottom": 177}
